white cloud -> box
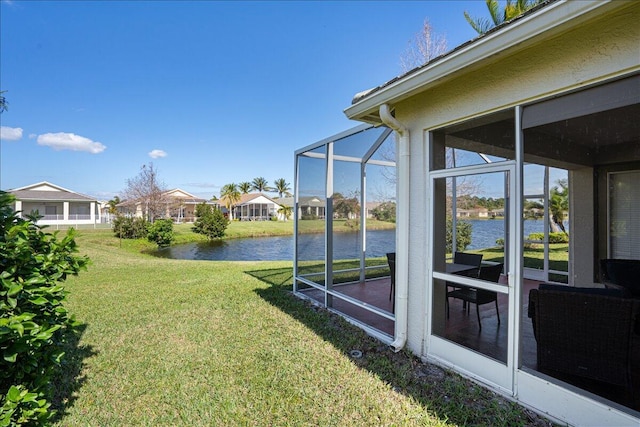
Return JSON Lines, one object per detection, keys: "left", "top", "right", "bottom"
{"left": 0, "top": 126, "right": 23, "bottom": 141}
{"left": 37, "top": 132, "right": 106, "bottom": 154}
{"left": 149, "top": 149, "right": 167, "bottom": 159}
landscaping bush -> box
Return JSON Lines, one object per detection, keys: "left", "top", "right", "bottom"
{"left": 0, "top": 191, "right": 89, "bottom": 426}
{"left": 528, "top": 232, "right": 569, "bottom": 243}
{"left": 371, "top": 201, "right": 396, "bottom": 223}
{"left": 112, "top": 215, "right": 149, "bottom": 239}
{"left": 446, "top": 218, "right": 472, "bottom": 253}
{"left": 192, "top": 203, "right": 229, "bottom": 240}
{"left": 147, "top": 219, "right": 174, "bottom": 247}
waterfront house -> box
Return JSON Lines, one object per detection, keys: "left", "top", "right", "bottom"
{"left": 294, "top": 1, "right": 639, "bottom": 425}
{"left": 221, "top": 193, "right": 281, "bottom": 221}
{"left": 7, "top": 181, "right": 100, "bottom": 226}
{"left": 117, "top": 188, "right": 217, "bottom": 223}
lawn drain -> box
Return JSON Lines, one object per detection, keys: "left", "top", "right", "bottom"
{"left": 349, "top": 349, "right": 363, "bottom": 359}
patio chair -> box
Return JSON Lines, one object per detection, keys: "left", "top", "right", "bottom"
{"left": 453, "top": 252, "right": 483, "bottom": 276}
{"left": 386, "top": 252, "right": 396, "bottom": 313}
{"left": 445, "top": 252, "right": 483, "bottom": 314}
{"left": 447, "top": 263, "right": 503, "bottom": 330}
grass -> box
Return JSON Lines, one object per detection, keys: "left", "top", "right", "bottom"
{"left": 49, "top": 229, "right": 553, "bottom": 426}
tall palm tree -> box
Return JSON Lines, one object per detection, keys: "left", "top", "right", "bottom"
{"left": 549, "top": 179, "right": 568, "bottom": 235}
{"left": 238, "top": 182, "right": 252, "bottom": 194}
{"left": 220, "top": 183, "right": 241, "bottom": 220}
{"left": 251, "top": 177, "right": 271, "bottom": 193}
{"left": 464, "top": 0, "right": 542, "bottom": 35}
{"left": 0, "top": 90, "right": 7, "bottom": 113}
{"left": 273, "top": 178, "right": 291, "bottom": 198}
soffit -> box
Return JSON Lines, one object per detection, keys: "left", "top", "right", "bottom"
{"left": 344, "top": 1, "right": 627, "bottom": 124}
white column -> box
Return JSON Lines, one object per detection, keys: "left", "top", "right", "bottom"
{"left": 63, "top": 202, "right": 69, "bottom": 221}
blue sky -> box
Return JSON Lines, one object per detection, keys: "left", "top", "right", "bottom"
{"left": 1, "top": 1, "right": 490, "bottom": 201}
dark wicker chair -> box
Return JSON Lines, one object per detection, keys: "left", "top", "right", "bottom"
{"left": 528, "top": 285, "right": 640, "bottom": 403}
{"left": 447, "top": 263, "right": 504, "bottom": 329}
{"left": 445, "top": 252, "right": 483, "bottom": 313}
{"left": 453, "top": 252, "right": 483, "bottom": 277}
{"left": 386, "top": 252, "right": 395, "bottom": 313}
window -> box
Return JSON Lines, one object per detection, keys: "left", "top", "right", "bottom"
{"left": 609, "top": 170, "right": 640, "bottom": 259}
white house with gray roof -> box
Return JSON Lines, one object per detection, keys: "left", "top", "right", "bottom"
{"left": 8, "top": 181, "right": 100, "bottom": 226}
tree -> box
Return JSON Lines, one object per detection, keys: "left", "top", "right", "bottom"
{"left": 251, "top": 177, "right": 271, "bottom": 193}
{"left": 0, "top": 90, "right": 7, "bottom": 113}
{"left": 333, "top": 193, "right": 360, "bottom": 219}
{"left": 192, "top": 203, "right": 229, "bottom": 239}
{"left": 220, "top": 183, "right": 240, "bottom": 220}
{"left": 112, "top": 216, "right": 149, "bottom": 239}
{"left": 277, "top": 204, "right": 293, "bottom": 221}
{"left": 238, "top": 182, "right": 252, "bottom": 194}
{"left": 147, "top": 219, "right": 174, "bottom": 247}
{"left": 371, "top": 201, "right": 396, "bottom": 223}
{"left": 107, "top": 196, "right": 120, "bottom": 215}
{"left": 549, "top": 178, "right": 568, "bottom": 235}
{"left": 273, "top": 178, "right": 291, "bottom": 198}
{"left": 446, "top": 218, "right": 473, "bottom": 253}
{"left": 464, "top": 0, "right": 543, "bottom": 35}
{"left": 400, "top": 19, "right": 448, "bottom": 72}
{"left": 0, "top": 192, "right": 89, "bottom": 425}
{"left": 121, "top": 163, "right": 168, "bottom": 222}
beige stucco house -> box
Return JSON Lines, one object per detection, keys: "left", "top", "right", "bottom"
{"left": 294, "top": 1, "right": 639, "bottom": 425}
{"left": 118, "top": 188, "right": 217, "bottom": 223}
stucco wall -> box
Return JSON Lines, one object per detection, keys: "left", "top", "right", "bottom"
{"left": 391, "top": 3, "right": 639, "bottom": 356}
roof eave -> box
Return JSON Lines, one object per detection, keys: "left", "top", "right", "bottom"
{"left": 344, "top": 0, "right": 618, "bottom": 124}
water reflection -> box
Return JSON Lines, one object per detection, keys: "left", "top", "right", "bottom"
{"left": 154, "top": 229, "right": 396, "bottom": 261}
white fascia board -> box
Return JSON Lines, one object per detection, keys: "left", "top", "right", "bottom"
{"left": 344, "top": 0, "right": 618, "bottom": 123}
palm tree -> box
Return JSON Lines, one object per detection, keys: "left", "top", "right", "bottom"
{"left": 273, "top": 178, "right": 291, "bottom": 198}
{"left": 220, "top": 183, "right": 241, "bottom": 220}
{"left": 277, "top": 204, "right": 293, "bottom": 221}
{"left": 464, "top": 0, "right": 542, "bottom": 35}
{"left": 0, "top": 90, "right": 7, "bottom": 113}
{"left": 251, "top": 177, "right": 271, "bottom": 193}
{"left": 549, "top": 179, "right": 568, "bottom": 235}
{"left": 107, "top": 196, "right": 121, "bottom": 215}
{"left": 238, "top": 182, "right": 252, "bottom": 194}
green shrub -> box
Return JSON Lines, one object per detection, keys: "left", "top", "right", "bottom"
{"left": 370, "top": 201, "right": 396, "bottom": 223}
{"left": 446, "top": 218, "right": 473, "bottom": 253}
{"left": 112, "top": 215, "right": 149, "bottom": 239}
{"left": 0, "top": 191, "right": 89, "bottom": 425}
{"left": 147, "top": 219, "right": 174, "bottom": 247}
{"left": 192, "top": 203, "right": 229, "bottom": 240}
{"left": 528, "top": 232, "right": 569, "bottom": 243}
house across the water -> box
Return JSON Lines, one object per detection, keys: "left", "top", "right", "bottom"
{"left": 7, "top": 181, "right": 101, "bottom": 226}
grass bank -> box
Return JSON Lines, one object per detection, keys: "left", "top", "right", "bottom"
{"left": 50, "top": 230, "right": 552, "bottom": 426}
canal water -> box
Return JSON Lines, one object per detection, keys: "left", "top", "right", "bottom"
{"left": 155, "top": 219, "right": 550, "bottom": 261}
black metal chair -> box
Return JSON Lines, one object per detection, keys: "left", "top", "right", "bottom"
{"left": 445, "top": 252, "right": 483, "bottom": 314}
{"left": 386, "top": 252, "right": 396, "bottom": 313}
{"left": 447, "top": 263, "right": 504, "bottom": 330}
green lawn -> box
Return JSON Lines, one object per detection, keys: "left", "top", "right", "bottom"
{"left": 50, "top": 230, "right": 550, "bottom": 426}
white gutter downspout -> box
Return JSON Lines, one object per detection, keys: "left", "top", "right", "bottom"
{"left": 380, "top": 103, "right": 409, "bottom": 352}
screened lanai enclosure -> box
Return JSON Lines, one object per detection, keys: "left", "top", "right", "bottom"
{"left": 294, "top": 125, "right": 397, "bottom": 339}
{"left": 293, "top": 122, "right": 569, "bottom": 341}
